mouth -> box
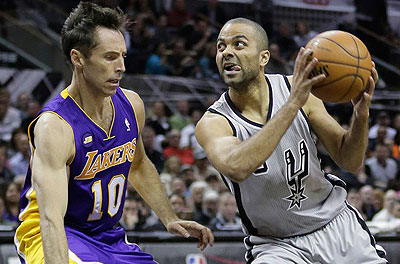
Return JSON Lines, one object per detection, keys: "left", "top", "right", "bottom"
{"left": 107, "top": 78, "right": 121, "bottom": 86}
{"left": 223, "top": 63, "right": 241, "bottom": 75}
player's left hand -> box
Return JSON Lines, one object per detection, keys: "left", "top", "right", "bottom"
{"left": 166, "top": 220, "right": 214, "bottom": 251}
{"left": 351, "top": 61, "right": 378, "bottom": 118}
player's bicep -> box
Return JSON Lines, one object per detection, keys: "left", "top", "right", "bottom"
{"left": 306, "top": 95, "right": 346, "bottom": 159}
{"left": 195, "top": 112, "right": 241, "bottom": 175}
{"left": 32, "top": 114, "right": 73, "bottom": 219}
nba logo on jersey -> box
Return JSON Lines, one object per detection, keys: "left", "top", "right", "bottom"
{"left": 125, "top": 118, "right": 131, "bottom": 131}
{"left": 185, "top": 254, "right": 207, "bottom": 264}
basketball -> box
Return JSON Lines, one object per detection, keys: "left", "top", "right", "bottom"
{"left": 305, "top": 30, "right": 372, "bottom": 103}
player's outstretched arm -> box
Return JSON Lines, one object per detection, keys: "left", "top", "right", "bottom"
{"left": 32, "top": 113, "right": 74, "bottom": 263}
{"left": 196, "top": 48, "right": 325, "bottom": 182}
{"left": 304, "top": 62, "right": 377, "bottom": 173}
{"left": 123, "top": 89, "right": 214, "bottom": 251}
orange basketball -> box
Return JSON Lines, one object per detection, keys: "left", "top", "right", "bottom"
{"left": 305, "top": 30, "right": 372, "bottom": 103}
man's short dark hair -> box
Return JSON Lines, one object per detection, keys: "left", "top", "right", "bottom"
{"left": 61, "top": 1, "right": 127, "bottom": 65}
{"left": 224, "top": 18, "right": 269, "bottom": 51}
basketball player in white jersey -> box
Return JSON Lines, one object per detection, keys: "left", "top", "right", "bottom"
{"left": 195, "top": 18, "right": 387, "bottom": 264}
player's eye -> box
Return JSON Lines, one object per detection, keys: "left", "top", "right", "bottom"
{"left": 217, "top": 43, "right": 226, "bottom": 51}
{"left": 236, "top": 41, "right": 245, "bottom": 48}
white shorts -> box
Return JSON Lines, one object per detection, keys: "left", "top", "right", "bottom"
{"left": 244, "top": 204, "right": 387, "bottom": 264}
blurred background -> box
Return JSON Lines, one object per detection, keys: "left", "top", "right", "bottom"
{"left": 0, "top": 0, "right": 400, "bottom": 263}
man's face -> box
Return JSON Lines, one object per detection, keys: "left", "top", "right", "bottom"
{"left": 79, "top": 27, "right": 126, "bottom": 97}
{"left": 216, "top": 23, "right": 261, "bottom": 89}
{"left": 220, "top": 194, "right": 237, "bottom": 220}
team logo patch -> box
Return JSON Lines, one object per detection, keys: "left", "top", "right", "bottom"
{"left": 186, "top": 254, "right": 207, "bottom": 264}
{"left": 283, "top": 140, "right": 309, "bottom": 210}
{"left": 82, "top": 133, "right": 93, "bottom": 148}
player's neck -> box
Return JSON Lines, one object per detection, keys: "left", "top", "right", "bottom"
{"left": 229, "top": 74, "right": 269, "bottom": 117}
{"left": 68, "top": 75, "right": 110, "bottom": 117}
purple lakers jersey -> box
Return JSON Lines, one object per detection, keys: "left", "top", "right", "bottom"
{"left": 18, "top": 87, "right": 138, "bottom": 234}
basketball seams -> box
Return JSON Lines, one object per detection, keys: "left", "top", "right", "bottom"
{"left": 316, "top": 60, "right": 371, "bottom": 71}
{"left": 337, "top": 35, "right": 361, "bottom": 102}
{"left": 316, "top": 36, "right": 369, "bottom": 59}
{"left": 313, "top": 74, "right": 365, "bottom": 88}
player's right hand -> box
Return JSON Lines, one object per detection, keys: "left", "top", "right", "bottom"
{"left": 289, "top": 47, "right": 326, "bottom": 109}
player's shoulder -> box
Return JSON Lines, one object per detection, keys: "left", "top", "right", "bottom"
{"left": 120, "top": 87, "right": 145, "bottom": 127}
{"left": 196, "top": 110, "right": 233, "bottom": 137}
{"left": 33, "top": 112, "right": 74, "bottom": 154}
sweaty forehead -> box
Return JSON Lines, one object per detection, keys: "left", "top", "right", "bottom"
{"left": 218, "top": 23, "right": 255, "bottom": 41}
{"left": 93, "top": 27, "right": 126, "bottom": 53}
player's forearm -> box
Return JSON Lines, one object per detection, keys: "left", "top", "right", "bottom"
{"left": 130, "top": 158, "right": 178, "bottom": 226}
{"left": 225, "top": 102, "right": 300, "bottom": 181}
{"left": 40, "top": 217, "right": 69, "bottom": 263}
{"left": 338, "top": 113, "right": 369, "bottom": 173}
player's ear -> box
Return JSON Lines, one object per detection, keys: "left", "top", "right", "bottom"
{"left": 70, "top": 49, "right": 84, "bottom": 68}
{"left": 260, "top": 50, "right": 270, "bottom": 67}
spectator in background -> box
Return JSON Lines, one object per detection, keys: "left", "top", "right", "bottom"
{"left": 167, "top": 0, "right": 191, "bottom": 27}
{"left": 366, "top": 143, "right": 398, "bottom": 189}
{"left": 0, "top": 141, "right": 14, "bottom": 186}
{"left": 180, "top": 108, "right": 204, "bottom": 154}
{"left": 192, "top": 149, "right": 219, "bottom": 181}
{"left": 142, "top": 126, "right": 164, "bottom": 173}
{"left": 0, "top": 196, "right": 13, "bottom": 227}
{"left": 170, "top": 193, "right": 193, "bottom": 220}
{"left": 369, "top": 111, "right": 396, "bottom": 140}
{"left": 360, "top": 185, "right": 379, "bottom": 220}
{"left": 196, "top": 0, "right": 227, "bottom": 31}
{"left": 169, "top": 100, "right": 191, "bottom": 131}
{"left": 168, "top": 38, "right": 195, "bottom": 76}
{"left": 293, "top": 20, "right": 317, "bottom": 48}
{"left": 193, "top": 189, "right": 219, "bottom": 226}
{"left": 367, "top": 197, "right": 400, "bottom": 235}
{"left": 185, "top": 17, "right": 212, "bottom": 54}
{"left": 20, "top": 99, "right": 42, "bottom": 133}
{"left": 265, "top": 42, "right": 292, "bottom": 75}
{"left": 163, "top": 129, "right": 194, "bottom": 165}
{"left": 347, "top": 188, "right": 367, "bottom": 220}
{"left": 119, "top": 196, "right": 146, "bottom": 231}
{"left": 153, "top": 13, "right": 170, "bottom": 45}
{"left": 171, "top": 177, "right": 189, "bottom": 202}
{"left": 209, "top": 192, "right": 241, "bottom": 231}
{"left": 187, "top": 181, "right": 208, "bottom": 214}
{"left": 145, "top": 42, "right": 170, "bottom": 75}
{"left": 198, "top": 42, "right": 220, "bottom": 79}
{"left": 0, "top": 86, "right": 21, "bottom": 142}
{"left": 3, "top": 182, "right": 20, "bottom": 225}
{"left": 8, "top": 130, "right": 30, "bottom": 176}
{"left": 205, "top": 174, "right": 226, "bottom": 193}
{"left": 160, "top": 155, "right": 182, "bottom": 196}
{"left": 126, "top": 13, "right": 155, "bottom": 73}
{"left": 372, "top": 189, "right": 398, "bottom": 222}
{"left": 146, "top": 101, "right": 170, "bottom": 136}
{"left": 368, "top": 125, "right": 391, "bottom": 153}
{"left": 16, "top": 92, "right": 31, "bottom": 119}
{"left": 179, "top": 164, "right": 196, "bottom": 190}
{"left": 271, "top": 22, "right": 297, "bottom": 61}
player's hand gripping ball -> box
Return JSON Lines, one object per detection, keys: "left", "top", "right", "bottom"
{"left": 305, "top": 30, "right": 372, "bottom": 103}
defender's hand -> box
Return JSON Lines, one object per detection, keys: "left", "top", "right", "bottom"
{"left": 167, "top": 220, "right": 214, "bottom": 251}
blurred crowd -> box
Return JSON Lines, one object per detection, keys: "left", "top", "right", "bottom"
{"left": 0, "top": 0, "right": 400, "bottom": 235}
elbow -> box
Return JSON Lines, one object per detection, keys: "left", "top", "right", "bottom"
{"left": 222, "top": 163, "right": 253, "bottom": 183}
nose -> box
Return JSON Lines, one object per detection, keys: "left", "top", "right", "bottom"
{"left": 221, "top": 45, "right": 233, "bottom": 59}
{"left": 116, "top": 55, "right": 126, "bottom": 73}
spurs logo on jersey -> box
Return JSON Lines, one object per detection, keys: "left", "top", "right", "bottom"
{"left": 283, "top": 140, "right": 309, "bottom": 210}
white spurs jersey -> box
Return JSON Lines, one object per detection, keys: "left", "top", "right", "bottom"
{"left": 208, "top": 74, "right": 347, "bottom": 238}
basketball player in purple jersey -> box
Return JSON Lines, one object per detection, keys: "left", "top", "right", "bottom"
{"left": 15, "top": 2, "right": 213, "bottom": 263}
{"left": 196, "top": 18, "right": 386, "bottom": 263}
